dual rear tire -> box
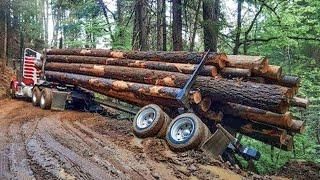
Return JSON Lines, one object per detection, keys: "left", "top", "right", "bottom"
{"left": 32, "top": 87, "right": 52, "bottom": 110}
{"left": 133, "top": 104, "right": 210, "bottom": 151}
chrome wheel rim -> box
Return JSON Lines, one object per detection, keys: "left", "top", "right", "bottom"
{"left": 136, "top": 108, "right": 156, "bottom": 129}
{"left": 171, "top": 117, "right": 195, "bottom": 142}
{"left": 32, "top": 93, "right": 37, "bottom": 103}
{"left": 40, "top": 95, "right": 45, "bottom": 107}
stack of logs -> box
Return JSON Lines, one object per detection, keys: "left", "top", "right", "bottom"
{"left": 43, "top": 49, "right": 308, "bottom": 151}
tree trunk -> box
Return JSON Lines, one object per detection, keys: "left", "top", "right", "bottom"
{"left": 45, "top": 58, "right": 218, "bottom": 77}
{"left": 203, "top": 0, "right": 219, "bottom": 52}
{"left": 157, "top": 0, "right": 165, "bottom": 51}
{"left": 44, "top": 61, "right": 291, "bottom": 113}
{"left": 117, "top": 0, "right": 124, "bottom": 43}
{"left": 45, "top": 49, "right": 227, "bottom": 68}
{"left": 189, "top": 0, "right": 201, "bottom": 52}
{"left": 233, "top": 0, "right": 243, "bottom": 55}
{"left": 172, "top": 0, "right": 183, "bottom": 51}
{"left": 134, "top": 0, "right": 149, "bottom": 50}
{"left": 45, "top": 0, "right": 49, "bottom": 45}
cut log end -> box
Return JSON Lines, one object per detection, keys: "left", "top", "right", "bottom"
{"left": 290, "top": 120, "right": 306, "bottom": 134}
{"left": 190, "top": 91, "right": 202, "bottom": 104}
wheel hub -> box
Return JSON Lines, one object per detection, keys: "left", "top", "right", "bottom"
{"left": 171, "top": 117, "right": 195, "bottom": 142}
{"left": 136, "top": 108, "right": 156, "bottom": 129}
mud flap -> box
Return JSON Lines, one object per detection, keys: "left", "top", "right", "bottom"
{"left": 200, "top": 126, "right": 232, "bottom": 158}
{"left": 51, "top": 90, "right": 69, "bottom": 111}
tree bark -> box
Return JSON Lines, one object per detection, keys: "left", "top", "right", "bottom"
{"left": 116, "top": 0, "right": 124, "bottom": 47}
{"left": 172, "top": 0, "right": 183, "bottom": 51}
{"left": 45, "top": 49, "right": 227, "bottom": 68}
{"left": 44, "top": 62, "right": 291, "bottom": 113}
{"left": 45, "top": 56, "right": 218, "bottom": 76}
{"left": 162, "top": 0, "right": 167, "bottom": 51}
{"left": 157, "top": 0, "right": 165, "bottom": 51}
{"left": 134, "top": 0, "right": 149, "bottom": 50}
{"left": 203, "top": 0, "right": 219, "bottom": 52}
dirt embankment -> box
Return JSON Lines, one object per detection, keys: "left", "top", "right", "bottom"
{"left": 0, "top": 64, "right": 14, "bottom": 98}
{"left": 0, "top": 98, "right": 286, "bottom": 180}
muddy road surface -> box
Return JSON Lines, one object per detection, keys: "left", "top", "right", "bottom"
{"left": 0, "top": 98, "right": 268, "bottom": 180}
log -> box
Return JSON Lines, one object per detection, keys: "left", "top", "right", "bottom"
{"left": 218, "top": 102, "right": 293, "bottom": 128}
{"left": 253, "top": 65, "right": 282, "bottom": 80}
{"left": 220, "top": 68, "right": 251, "bottom": 78}
{"left": 266, "top": 75, "right": 301, "bottom": 88}
{"left": 226, "top": 55, "right": 268, "bottom": 71}
{"left": 45, "top": 71, "right": 201, "bottom": 103}
{"left": 45, "top": 55, "right": 218, "bottom": 77}
{"left": 45, "top": 49, "right": 228, "bottom": 68}
{"left": 226, "top": 55, "right": 281, "bottom": 80}
{"left": 45, "top": 62, "right": 291, "bottom": 113}
{"left": 290, "top": 97, "right": 309, "bottom": 108}
{"left": 222, "top": 115, "right": 288, "bottom": 147}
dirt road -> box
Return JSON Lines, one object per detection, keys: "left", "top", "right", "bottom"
{"left": 0, "top": 98, "right": 258, "bottom": 180}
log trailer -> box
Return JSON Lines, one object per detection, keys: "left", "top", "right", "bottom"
{"left": 17, "top": 48, "right": 308, "bottom": 165}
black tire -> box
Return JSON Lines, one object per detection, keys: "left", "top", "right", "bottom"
{"left": 133, "top": 104, "right": 168, "bottom": 138}
{"left": 40, "top": 88, "right": 53, "bottom": 110}
{"left": 166, "top": 113, "right": 206, "bottom": 152}
{"left": 32, "top": 87, "right": 41, "bottom": 106}
{"left": 200, "top": 125, "right": 212, "bottom": 147}
{"left": 157, "top": 112, "right": 172, "bottom": 138}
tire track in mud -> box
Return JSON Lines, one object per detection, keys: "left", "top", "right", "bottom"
{"left": 8, "top": 122, "right": 35, "bottom": 179}
{"left": 0, "top": 100, "right": 30, "bottom": 179}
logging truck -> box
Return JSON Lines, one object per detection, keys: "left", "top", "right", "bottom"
{"left": 10, "top": 48, "right": 264, "bottom": 164}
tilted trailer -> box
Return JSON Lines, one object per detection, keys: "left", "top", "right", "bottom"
{"left": 12, "top": 48, "right": 309, "bottom": 165}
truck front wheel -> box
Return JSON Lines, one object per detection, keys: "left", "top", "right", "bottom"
{"left": 32, "top": 87, "right": 41, "bottom": 106}
{"left": 166, "top": 113, "right": 207, "bottom": 152}
{"left": 40, "top": 88, "right": 53, "bottom": 110}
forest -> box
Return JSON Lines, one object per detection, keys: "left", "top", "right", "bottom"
{"left": 0, "top": 0, "right": 319, "bottom": 174}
